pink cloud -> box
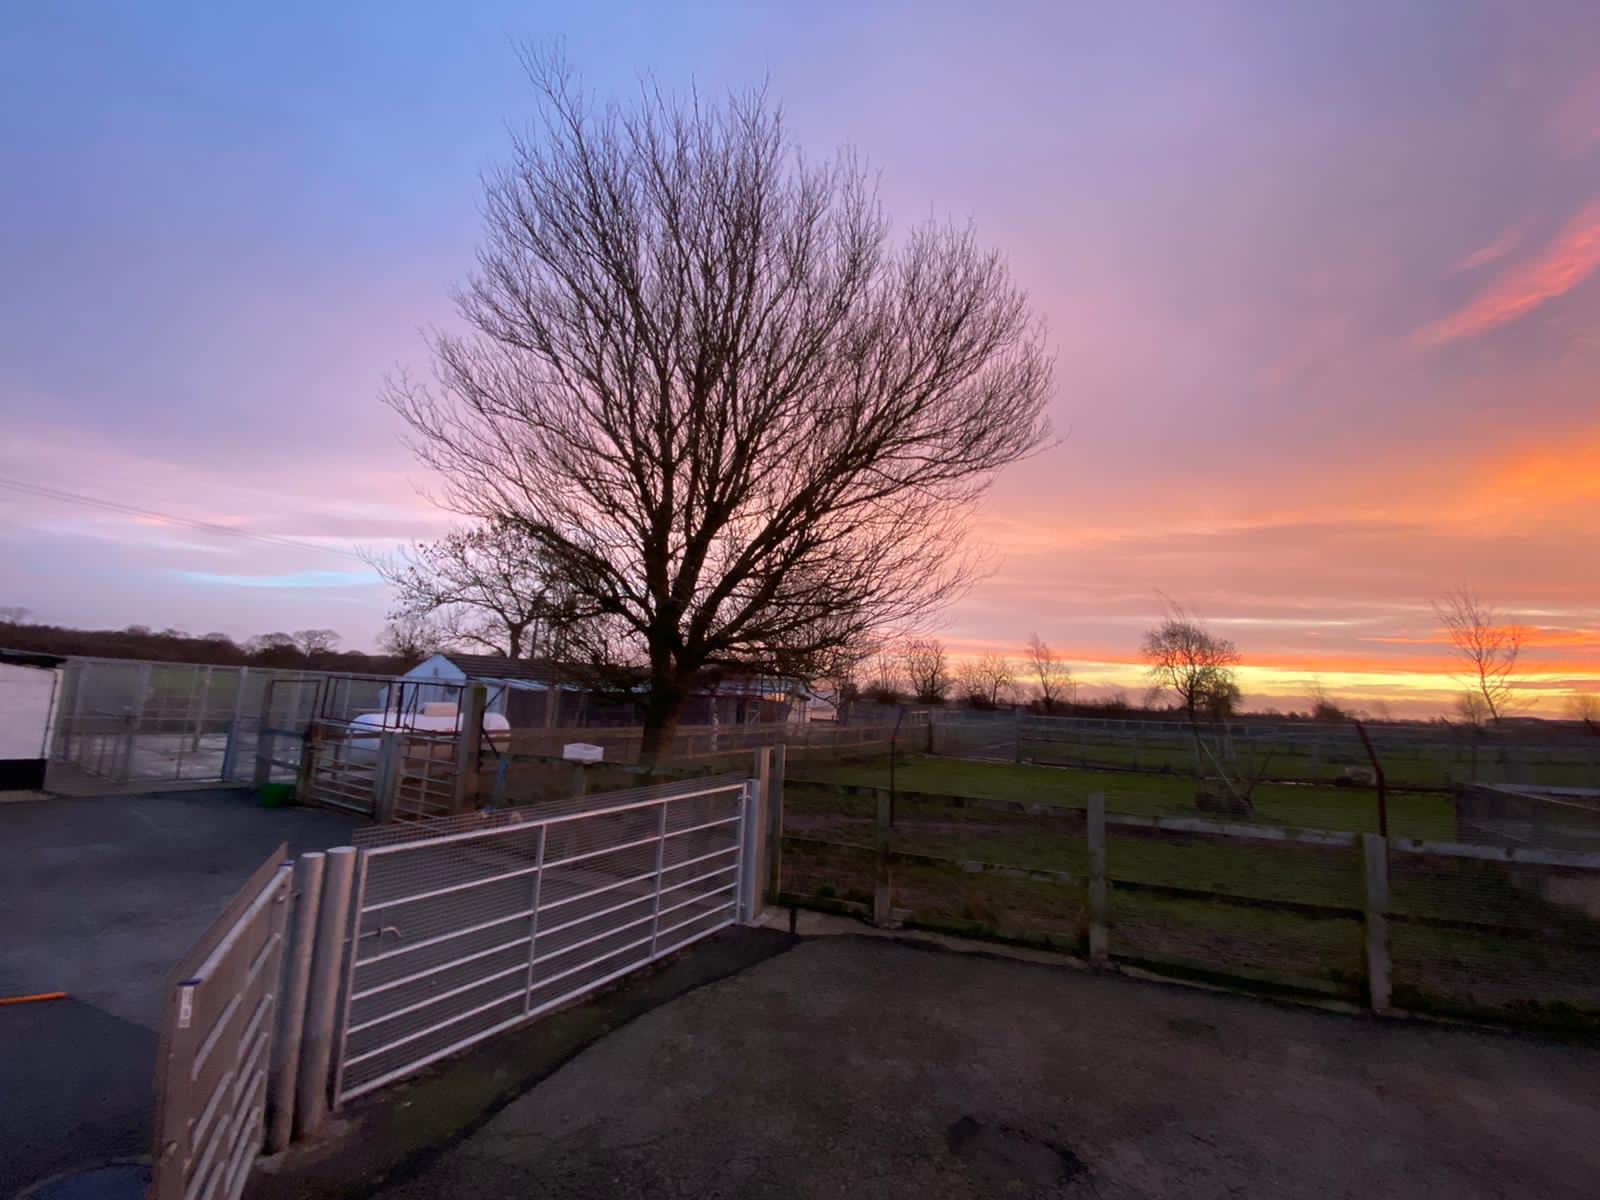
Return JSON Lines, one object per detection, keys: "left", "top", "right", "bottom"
{"left": 1414, "top": 200, "right": 1600, "bottom": 347}
{"left": 1451, "top": 226, "right": 1521, "bottom": 273}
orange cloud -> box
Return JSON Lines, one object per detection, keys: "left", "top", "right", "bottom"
{"left": 1414, "top": 200, "right": 1600, "bottom": 347}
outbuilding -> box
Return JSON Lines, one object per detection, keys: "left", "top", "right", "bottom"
{"left": 0, "top": 649, "right": 64, "bottom": 794}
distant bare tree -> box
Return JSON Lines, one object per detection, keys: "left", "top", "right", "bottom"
{"left": 1567, "top": 693, "right": 1600, "bottom": 724}
{"left": 372, "top": 520, "right": 574, "bottom": 661}
{"left": 291, "top": 629, "right": 342, "bottom": 664}
{"left": 1433, "top": 590, "right": 1524, "bottom": 723}
{"left": 903, "top": 638, "right": 953, "bottom": 705}
{"left": 959, "top": 653, "right": 1015, "bottom": 708}
{"left": 1024, "top": 633, "right": 1073, "bottom": 713}
{"left": 245, "top": 632, "right": 299, "bottom": 667}
{"left": 0, "top": 606, "right": 31, "bottom": 625}
{"left": 385, "top": 54, "right": 1051, "bottom": 760}
{"left": 1142, "top": 609, "right": 1241, "bottom": 722}
{"left": 1306, "top": 678, "right": 1348, "bottom": 723}
{"left": 1142, "top": 605, "right": 1244, "bottom": 803}
{"left": 380, "top": 613, "right": 448, "bottom": 663}
{"left": 861, "top": 645, "right": 903, "bottom": 706}
{"left": 1454, "top": 690, "right": 1489, "bottom": 727}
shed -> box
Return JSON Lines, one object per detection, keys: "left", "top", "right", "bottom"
{"left": 0, "top": 649, "right": 64, "bottom": 793}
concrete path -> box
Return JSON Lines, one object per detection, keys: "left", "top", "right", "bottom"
{"left": 0, "top": 789, "right": 361, "bottom": 1197}
{"left": 375, "top": 936, "right": 1600, "bottom": 1200}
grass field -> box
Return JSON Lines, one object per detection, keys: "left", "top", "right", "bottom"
{"left": 788, "top": 753, "right": 1458, "bottom": 839}
{"left": 778, "top": 753, "right": 1600, "bottom": 1028}
{"left": 1015, "top": 730, "right": 1600, "bottom": 791}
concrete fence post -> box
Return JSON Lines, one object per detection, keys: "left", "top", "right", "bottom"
{"left": 738, "top": 779, "right": 762, "bottom": 923}
{"left": 296, "top": 846, "right": 357, "bottom": 1139}
{"left": 266, "top": 851, "right": 326, "bottom": 1153}
{"left": 1087, "top": 791, "right": 1109, "bottom": 966}
{"left": 373, "top": 732, "right": 402, "bottom": 823}
{"left": 1361, "top": 833, "right": 1392, "bottom": 1013}
{"left": 749, "top": 747, "right": 774, "bottom": 906}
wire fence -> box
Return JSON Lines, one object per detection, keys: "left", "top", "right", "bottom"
{"left": 929, "top": 709, "right": 1600, "bottom": 791}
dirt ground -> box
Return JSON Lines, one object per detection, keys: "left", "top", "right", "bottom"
{"left": 372, "top": 935, "right": 1600, "bottom": 1200}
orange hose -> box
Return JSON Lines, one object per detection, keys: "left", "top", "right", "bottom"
{"left": 0, "top": 991, "right": 67, "bottom": 1006}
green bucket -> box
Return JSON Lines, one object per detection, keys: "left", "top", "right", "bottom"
{"left": 258, "top": 782, "right": 295, "bottom": 809}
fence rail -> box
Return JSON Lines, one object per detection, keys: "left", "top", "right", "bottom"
{"left": 778, "top": 778, "right": 1600, "bottom": 1030}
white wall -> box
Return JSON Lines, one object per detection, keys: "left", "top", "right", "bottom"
{"left": 0, "top": 663, "right": 58, "bottom": 760}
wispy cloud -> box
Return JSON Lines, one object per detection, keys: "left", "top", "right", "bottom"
{"left": 1414, "top": 201, "right": 1600, "bottom": 347}
{"left": 1451, "top": 226, "right": 1521, "bottom": 273}
{"left": 178, "top": 569, "right": 378, "bottom": 590}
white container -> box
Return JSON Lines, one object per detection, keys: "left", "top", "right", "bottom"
{"left": 563, "top": 742, "right": 604, "bottom": 764}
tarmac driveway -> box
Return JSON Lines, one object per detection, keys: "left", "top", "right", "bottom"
{"left": 375, "top": 935, "right": 1600, "bottom": 1200}
{"left": 0, "top": 788, "right": 360, "bottom": 1197}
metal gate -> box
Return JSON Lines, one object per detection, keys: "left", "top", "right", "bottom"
{"left": 332, "top": 776, "right": 756, "bottom": 1103}
{"left": 152, "top": 847, "right": 293, "bottom": 1200}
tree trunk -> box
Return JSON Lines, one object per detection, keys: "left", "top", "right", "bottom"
{"left": 639, "top": 659, "right": 692, "bottom": 767}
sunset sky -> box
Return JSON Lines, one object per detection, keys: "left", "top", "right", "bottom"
{"left": 3, "top": 2, "right": 1598, "bottom": 716}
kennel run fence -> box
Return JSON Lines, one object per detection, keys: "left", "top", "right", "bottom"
{"left": 148, "top": 773, "right": 767, "bottom": 1200}
{"left": 927, "top": 709, "right": 1600, "bottom": 791}
{"left": 47, "top": 658, "right": 380, "bottom": 789}
{"left": 777, "top": 782, "right": 1600, "bottom": 1030}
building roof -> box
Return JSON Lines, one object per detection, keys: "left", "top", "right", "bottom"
{"left": 0, "top": 648, "right": 66, "bottom": 670}
{"left": 437, "top": 653, "right": 556, "bottom": 683}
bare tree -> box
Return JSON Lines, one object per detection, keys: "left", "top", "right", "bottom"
{"left": 373, "top": 520, "right": 573, "bottom": 661}
{"left": 291, "top": 629, "right": 342, "bottom": 664}
{"left": 1453, "top": 690, "right": 1489, "bottom": 727}
{"left": 1141, "top": 610, "right": 1241, "bottom": 721}
{"left": 380, "top": 613, "right": 448, "bottom": 662}
{"left": 1433, "top": 589, "right": 1523, "bottom": 723}
{"left": 958, "top": 653, "right": 1014, "bottom": 708}
{"left": 903, "top": 638, "right": 953, "bottom": 705}
{"left": 0, "top": 606, "right": 31, "bottom": 625}
{"left": 1142, "top": 606, "right": 1243, "bottom": 800}
{"left": 1566, "top": 692, "right": 1600, "bottom": 725}
{"left": 385, "top": 56, "right": 1052, "bottom": 759}
{"left": 861, "top": 645, "right": 903, "bottom": 706}
{"left": 1306, "top": 678, "right": 1348, "bottom": 723}
{"left": 1024, "top": 633, "right": 1072, "bottom": 713}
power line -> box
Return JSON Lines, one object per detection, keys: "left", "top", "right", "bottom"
{"left": 0, "top": 474, "right": 372, "bottom": 563}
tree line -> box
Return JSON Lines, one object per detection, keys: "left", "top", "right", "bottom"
{"left": 0, "top": 609, "right": 405, "bottom": 673}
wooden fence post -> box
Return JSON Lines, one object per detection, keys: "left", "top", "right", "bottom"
{"left": 766, "top": 743, "right": 786, "bottom": 904}
{"left": 1362, "top": 833, "right": 1391, "bottom": 1013}
{"left": 1087, "top": 791, "right": 1108, "bottom": 966}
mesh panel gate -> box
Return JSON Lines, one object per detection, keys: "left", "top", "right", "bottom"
{"left": 333, "top": 777, "right": 755, "bottom": 1102}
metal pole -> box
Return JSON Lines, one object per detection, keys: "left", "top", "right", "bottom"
{"left": 266, "top": 852, "right": 326, "bottom": 1152}
{"left": 295, "top": 846, "right": 356, "bottom": 1140}
{"left": 1354, "top": 720, "right": 1389, "bottom": 838}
